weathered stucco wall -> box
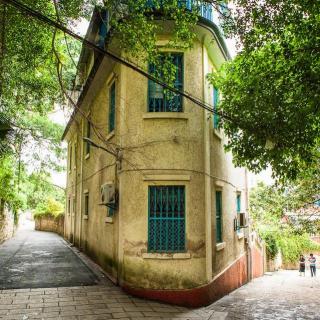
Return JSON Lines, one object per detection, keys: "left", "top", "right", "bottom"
{"left": 0, "top": 205, "right": 15, "bottom": 244}
{"left": 35, "top": 215, "right": 64, "bottom": 236}
{"left": 64, "top": 21, "right": 250, "bottom": 302}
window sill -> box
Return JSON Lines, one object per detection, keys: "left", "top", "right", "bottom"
{"left": 237, "top": 233, "right": 244, "bottom": 240}
{"left": 106, "top": 131, "right": 115, "bottom": 141}
{"left": 85, "top": 153, "right": 90, "bottom": 160}
{"left": 216, "top": 242, "right": 226, "bottom": 251}
{"left": 143, "top": 175, "right": 191, "bottom": 181}
{"left": 213, "top": 129, "right": 223, "bottom": 140}
{"left": 143, "top": 113, "right": 189, "bottom": 120}
{"left": 83, "top": 215, "right": 88, "bottom": 220}
{"left": 105, "top": 217, "right": 113, "bottom": 224}
{"left": 142, "top": 252, "right": 191, "bottom": 260}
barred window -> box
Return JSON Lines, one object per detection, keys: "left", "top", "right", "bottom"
{"left": 84, "top": 192, "right": 89, "bottom": 216}
{"left": 216, "top": 191, "right": 223, "bottom": 243}
{"left": 85, "top": 120, "right": 91, "bottom": 156}
{"left": 109, "top": 82, "right": 116, "bottom": 133}
{"left": 236, "top": 193, "right": 241, "bottom": 233}
{"left": 148, "top": 186, "right": 185, "bottom": 252}
{"left": 148, "top": 54, "right": 183, "bottom": 112}
{"left": 213, "top": 87, "right": 220, "bottom": 129}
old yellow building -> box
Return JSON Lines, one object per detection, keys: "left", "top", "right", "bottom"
{"left": 63, "top": 3, "right": 251, "bottom": 306}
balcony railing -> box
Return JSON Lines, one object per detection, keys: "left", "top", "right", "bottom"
{"left": 146, "top": 0, "right": 222, "bottom": 26}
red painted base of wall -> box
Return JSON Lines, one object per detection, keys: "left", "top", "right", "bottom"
{"left": 123, "top": 255, "right": 247, "bottom": 307}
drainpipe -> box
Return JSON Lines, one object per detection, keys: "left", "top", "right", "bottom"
{"left": 203, "top": 42, "right": 213, "bottom": 282}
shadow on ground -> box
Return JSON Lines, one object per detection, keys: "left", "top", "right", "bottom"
{"left": 0, "top": 225, "right": 98, "bottom": 290}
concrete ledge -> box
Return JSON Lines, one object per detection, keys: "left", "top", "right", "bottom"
{"left": 215, "top": 180, "right": 224, "bottom": 188}
{"left": 83, "top": 215, "right": 89, "bottom": 220}
{"left": 237, "top": 233, "right": 244, "bottom": 240}
{"left": 143, "top": 113, "right": 189, "bottom": 120}
{"left": 106, "top": 131, "right": 115, "bottom": 141}
{"left": 213, "top": 129, "right": 223, "bottom": 140}
{"left": 142, "top": 252, "right": 191, "bottom": 260}
{"left": 216, "top": 242, "right": 226, "bottom": 251}
{"left": 105, "top": 217, "right": 113, "bottom": 224}
{"left": 143, "top": 175, "right": 191, "bottom": 181}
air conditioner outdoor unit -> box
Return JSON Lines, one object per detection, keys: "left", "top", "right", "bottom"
{"left": 100, "top": 183, "right": 115, "bottom": 206}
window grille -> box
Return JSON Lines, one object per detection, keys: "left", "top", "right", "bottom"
{"left": 86, "top": 120, "right": 91, "bottom": 155}
{"left": 213, "top": 87, "right": 220, "bottom": 129}
{"left": 236, "top": 194, "right": 241, "bottom": 232}
{"left": 84, "top": 193, "right": 89, "bottom": 216}
{"left": 148, "top": 54, "right": 183, "bottom": 112}
{"left": 109, "top": 82, "right": 116, "bottom": 133}
{"left": 216, "top": 191, "right": 222, "bottom": 242}
{"left": 69, "top": 144, "right": 72, "bottom": 171}
{"left": 148, "top": 186, "right": 185, "bottom": 252}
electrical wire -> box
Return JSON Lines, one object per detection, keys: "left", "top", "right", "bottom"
{"left": 1, "top": 0, "right": 234, "bottom": 124}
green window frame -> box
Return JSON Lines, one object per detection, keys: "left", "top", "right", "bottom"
{"left": 236, "top": 194, "right": 241, "bottom": 232}
{"left": 85, "top": 120, "right": 91, "bottom": 156}
{"left": 148, "top": 53, "right": 183, "bottom": 112}
{"left": 109, "top": 82, "right": 116, "bottom": 133}
{"left": 148, "top": 186, "right": 186, "bottom": 253}
{"left": 215, "top": 191, "right": 222, "bottom": 243}
{"left": 84, "top": 192, "right": 89, "bottom": 216}
{"left": 67, "top": 197, "right": 71, "bottom": 215}
{"left": 73, "top": 197, "right": 76, "bottom": 214}
{"left": 213, "top": 87, "right": 220, "bottom": 129}
{"left": 69, "top": 144, "right": 72, "bottom": 172}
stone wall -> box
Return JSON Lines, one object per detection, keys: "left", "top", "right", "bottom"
{"left": 35, "top": 215, "right": 64, "bottom": 236}
{"left": 0, "top": 205, "right": 16, "bottom": 244}
{"left": 266, "top": 251, "right": 283, "bottom": 272}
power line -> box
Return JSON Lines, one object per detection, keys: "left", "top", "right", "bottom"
{"left": 1, "top": 0, "right": 235, "bottom": 124}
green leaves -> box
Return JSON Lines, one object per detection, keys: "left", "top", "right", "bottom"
{"left": 250, "top": 182, "right": 320, "bottom": 262}
{"left": 209, "top": 0, "right": 320, "bottom": 181}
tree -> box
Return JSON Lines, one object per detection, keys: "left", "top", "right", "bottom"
{"left": 3, "top": 0, "right": 318, "bottom": 190}
{"left": 249, "top": 182, "right": 320, "bottom": 262}
{"left": 209, "top": 0, "right": 320, "bottom": 180}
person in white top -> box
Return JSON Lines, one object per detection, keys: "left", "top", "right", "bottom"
{"left": 308, "top": 253, "right": 316, "bottom": 277}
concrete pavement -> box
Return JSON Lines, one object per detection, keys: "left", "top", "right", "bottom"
{"left": 1, "top": 227, "right": 320, "bottom": 319}
{"left": 0, "top": 227, "right": 98, "bottom": 290}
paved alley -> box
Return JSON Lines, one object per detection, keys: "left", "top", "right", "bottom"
{"left": 1, "top": 228, "right": 320, "bottom": 319}
{"left": 0, "top": 227, "right": 98, "bottom": 290}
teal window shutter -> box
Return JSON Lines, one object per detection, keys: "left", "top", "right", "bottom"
{"left": 213, "top": 87, "right": 219, "bottom": 129}
{"left": 148, "top": 53, "right": 183, "bottom": 112}
{"left": 84, "top": 193, "right": 89, "bottom": 216}
{"left": 237, "top": 194, "right": 241, "bottom": 213}
{"left": 69, "top": 144, "right": 72, "bottom": 171}
{"left": 216, "top": 191, "right": 222, "bottom": 242}
{"left": 236, "top": 194, "right": 241, "bottom": 232}
{"left": 148, "top": 186, "right": 185, "bottom": 252}
{"left": 86, "top": 120, "right": 91, "bottom": 155}
{"left": 109, "top": 82, "right": 116, "bottom": 133}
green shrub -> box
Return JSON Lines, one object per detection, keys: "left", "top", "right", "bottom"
{"left": 33, "top": 198, "right": 64, "bottom": 220}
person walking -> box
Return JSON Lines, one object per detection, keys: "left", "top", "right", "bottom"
{"left": 308, "top": 253, "right": 316, "bottom": 277}
{"left": 299, "top": 255, "right": 306, "bottom": 276}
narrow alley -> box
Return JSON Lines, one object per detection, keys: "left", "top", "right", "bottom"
{"left": 0, "top": 227, "right": 319, "bottom": 319}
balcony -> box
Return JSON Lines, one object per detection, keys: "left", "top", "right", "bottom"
{"left": 146, "top": 0, "right": 225, "bottom": 27}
